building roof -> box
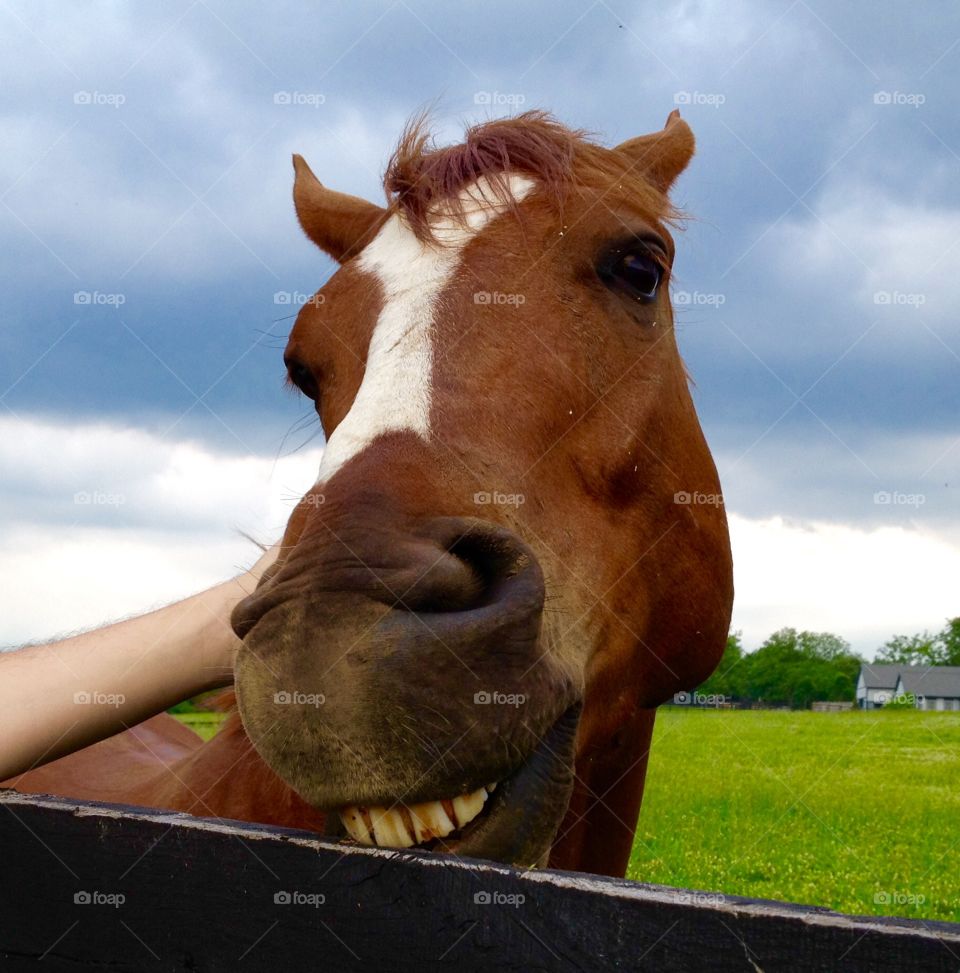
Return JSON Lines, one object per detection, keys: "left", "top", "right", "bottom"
{"left": 896, "top": 666, "right": 960, "bottom": 699}
{"left": 858, "top": 664, "right": 908, "bottom": 690}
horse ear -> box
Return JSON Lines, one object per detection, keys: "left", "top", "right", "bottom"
{"left": 292, "top": 155, "right": 386, "bottom": 262}
{"left": 614, "top": 110, "right": 695, "bottom": 194}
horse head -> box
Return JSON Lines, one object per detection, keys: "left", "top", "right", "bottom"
{"left": 231, "top": 110, "right": 733, "bottom": 870}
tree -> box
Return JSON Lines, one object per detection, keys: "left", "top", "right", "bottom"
{"left": 875, "top": 618, "right": 960, "bottom": 666}
{"left": 939, "top": 617, "right": 960, "bottom": 666}
{"left": 793, "top": 630, "right": 851, "bottom": 661}
{"left": 741, "top": 628, "right": 864, "bottom": 709}
{"left": 876, "top": 632, "right": 941, "bottom": 666}
{"left": 698, "top": 632, "right": 747, "bottom": 700}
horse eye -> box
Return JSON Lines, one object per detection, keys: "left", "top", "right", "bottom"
{"left": 599, "top": 247, "right": 663, "bottom": 303}
{"left": 286, "top": 360, "right": 319, "bottom": 401}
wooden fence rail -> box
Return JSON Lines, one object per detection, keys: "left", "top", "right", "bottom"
{"left": 1, "top": 791, "right": 957, "bottom": 971}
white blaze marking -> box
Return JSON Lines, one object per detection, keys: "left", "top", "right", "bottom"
{"left": 315, "top": 174, "right": 536, "bottom": 484}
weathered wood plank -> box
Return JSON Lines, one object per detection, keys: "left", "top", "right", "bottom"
{"left": 0, "top": 791, "right": 957, "bottom": 972}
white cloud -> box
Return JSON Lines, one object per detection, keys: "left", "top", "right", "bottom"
{"left": 0, "top": 3, "right": 407, "bottom": 286}
{"left": 638, "top": 0, "right": 789, "bottom": 65}
{"left": 0, "top": 415, "right": 321, "bottom": 532}
{"left": 0, "top": 525, "right": 256, "bottom": 648}
{"left": 767, "top": 184, "right": 960, "bottom": 335}
{"left": 2, "top": 415, "right": 957, "bottom": 661}
{"left": 0, "top": 415, "right": 321, "bottom": 647}
{"left": 714, "top": 428, "right": 960, "bottom": 528}
{"left": 0, "top": 107, "right": 398, "bottom": 284}
{"left": 730, "top": 513, "right": 960, "bottom": 657}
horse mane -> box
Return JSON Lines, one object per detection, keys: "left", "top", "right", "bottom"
{"left": 384, "top": 111, "right": 679, "bottom": 242}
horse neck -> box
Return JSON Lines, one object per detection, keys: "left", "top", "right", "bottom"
{"left": 150, "top": 714, "right": 329, "bottom": 833}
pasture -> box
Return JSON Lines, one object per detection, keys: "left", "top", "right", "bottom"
{"left": 174, "top": 711, "right": 227, "bottom": 741}
{"left": 631, "top": 708, "right": 960, "bottom": 922}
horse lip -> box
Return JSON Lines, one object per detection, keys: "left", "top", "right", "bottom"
{"left": 329, "top": 703, "right": 581, "bottom": 867}
{"left": 442, "top": 702, "right": 580, "bottom": 865}
{"left": 231, "top": 580, "right": 297, "bottom": 640}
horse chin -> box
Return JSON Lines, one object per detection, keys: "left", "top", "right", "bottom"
{"left": 327, "top": 704, "right": 581, "bottom": 868}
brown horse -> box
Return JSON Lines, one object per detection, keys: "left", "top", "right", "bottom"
{"left": 8, "top": 110, "right": 732, "bottom": 877}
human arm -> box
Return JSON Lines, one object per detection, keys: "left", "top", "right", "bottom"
{"left": 0, "top": 544, "right": 278, "bottom": 782}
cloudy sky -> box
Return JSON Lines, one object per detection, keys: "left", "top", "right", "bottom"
{"left": 2, "top": 0, "right": 958, "bottom": 657}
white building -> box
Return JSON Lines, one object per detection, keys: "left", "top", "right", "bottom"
{"left": 894, "top": 667, "right": 960, "bottom": 711}
{"left": 856, "top": 665, "right": 905, "bottom": 709}
{"left": 857, "top": 664, "right": 960, "bottom": 711}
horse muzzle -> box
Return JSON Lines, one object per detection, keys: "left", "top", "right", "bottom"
{"left": 231, "top": 516, "right": 581, "bottom": 867}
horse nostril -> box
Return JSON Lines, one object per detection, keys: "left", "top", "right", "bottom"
{"left": 403, "top": 547, "right": 486, "bottom": 613}
{"left": 238, "top": 517, "right": 543, "bottom": 624}
{"left": 444, "top": 535, "right": 517, "bottom": 607}
{"left": 409, "top": 518, "right": 545, "bottom": 618}
{"left": 393, "top": 520, "right": 541, "bottom": 615}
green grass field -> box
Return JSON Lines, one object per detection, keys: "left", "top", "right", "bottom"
{"left": 172, "top": 711, "right": 226, "bottom": 741}
{"left": 630, "top": 708, "right": 960, "bottom": 922}
{"left": 172, "top": 707, "right": 960, "bottom": 921}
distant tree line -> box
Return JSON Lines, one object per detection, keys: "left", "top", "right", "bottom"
{"left": 874, "top": 618, "right": 960, "bottom": 666}
{"left": 694, "top": 617, "right": 959, "bottom": 710}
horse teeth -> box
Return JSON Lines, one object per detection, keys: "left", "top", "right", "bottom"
{"left": 409, "top": 800, "right": 456, "bottom": 843}
{"left": 370, "top": 806, "right": 411, "bottom": 847}
{"left": 339, "top": 784, "right": 492, "bottom": 848}
{"left": 339, "top": 806, "right": 374, "bottom": 844}
{"left": 451, "top": 787, "right": 488, "bottom": 827}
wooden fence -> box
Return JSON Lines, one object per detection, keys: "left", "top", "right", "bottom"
{"left": 1, "top": 791, "right": 957, "bottom": 971}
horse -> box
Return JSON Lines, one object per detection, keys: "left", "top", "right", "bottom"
{"left": 7, "top": 110, "right": 733, "bottom": 877}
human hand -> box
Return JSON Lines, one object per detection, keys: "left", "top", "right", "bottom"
{"left": 247, "top": 541, "right": 282, "bottom": 586}
{"left": 197, "top": 541, "right": 283, "bottom": 687}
